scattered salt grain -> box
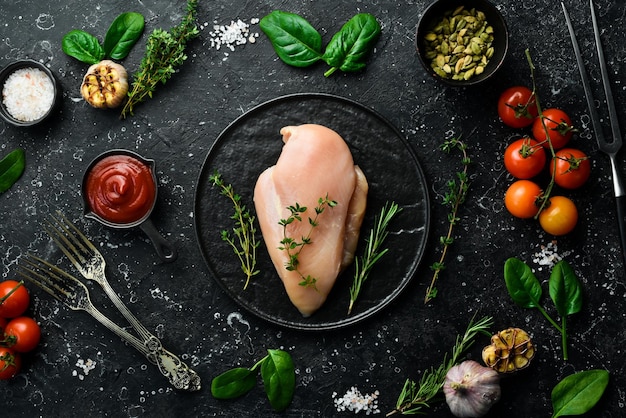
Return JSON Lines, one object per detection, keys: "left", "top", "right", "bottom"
{"left": 333, "top": 386, "right": 381, "bottom": 415}
{"left": 204, "top": 18, "right": 259, "bottom": 56}
{"left": 74, "top": 356, "right": 97, "bottom": 380}
{"left": 2, "top": 67, "right": 54, "bottom": 122}
{"left": 532, "top": 241, "right": 563, "bottom": 269}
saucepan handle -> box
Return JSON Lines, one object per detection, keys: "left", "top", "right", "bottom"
{"left": 139, "top": 218, "right": 178, "bottom": 263}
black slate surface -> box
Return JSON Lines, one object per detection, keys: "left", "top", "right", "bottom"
{"left": 1, "top": 0, "right": 625, "bottom": 417}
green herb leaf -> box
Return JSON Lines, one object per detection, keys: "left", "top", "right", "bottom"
{"left": 121, "top": 0, "right": 199, "bottom": 117}
{"left": 504, "top": 257, "right": 543, "bottom": 308}
{"left": 551, "top": 369, "right": 609, "bottom": 418}
{"left": 424, "top": 135, "right": 470, "bottom": 304}
{"left": 279, "top": 196, "right": 335, "bottom": 289}
{"left": 211, "top": 367, "right": 257, "bottom": 399}
{"left": 322, "top": 13, "right": 381, "bottom": 77}
{"left": 348, "top": 201, "right": 401, "bottom": 314}
{"left": 260, "top": 349, "right": 295, "bottom": 412}
{"left": 103, "top": 12, "right": 145, "bottom": 60}
{"left": 209, "top": 171, "right": 260, "bottom": 289}
{"left": 0, "top": 149, "right": 26, "bottom": 194}
{"left": 62, "top": 29, "right": 105, "bottom": 64}
{"left": 391, "top": 316, "right": 493, "bottom": 415}
{"left": 259, "top": 10, "right": 323, "bottom": 67}
{"left": 549, "top": 260, "right": 583, "bottom": 317}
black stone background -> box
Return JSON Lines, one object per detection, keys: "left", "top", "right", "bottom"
{"left": 1, "top": 0, "right": 625, "bottom": 417}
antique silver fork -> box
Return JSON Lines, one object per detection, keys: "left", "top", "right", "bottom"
{"left": 44, "top": 211, "right": 160, "bottom": 351}
{"left": 18, "top": 254, "right": 200, "bottom": 391}
{"left": 562, "top": 1, "right": 626, "bottom": 264}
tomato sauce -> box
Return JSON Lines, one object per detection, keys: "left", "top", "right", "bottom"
{"left": 84, "top": 154, "right": 156, "bottom": 224}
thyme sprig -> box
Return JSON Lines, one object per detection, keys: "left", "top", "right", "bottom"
{"left": 387, "top": 315, "right": 493, "bottom": 416}
{"left": 209, "top": 171, "right": 260, "bottom": 289}
{"left": 348, "top": 201, "right": 402, "bottom": 315}
{"left": 425, "top": 136, "right": 471, "bottom": 304}
{"left": 278, "top": 195, "right": 337, "bottom": 289}
{"left": 121, "top": 0, "right": 199, "bottom": 118}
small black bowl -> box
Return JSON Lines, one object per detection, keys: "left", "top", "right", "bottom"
{"left": 82, "top": 149, "right": 178, "bottom": 263}
{"left": 416, "top": 0, "right": 508, "bottom": 86}
{"left": 0, "top": 59, "right": 59, "bottom": 127}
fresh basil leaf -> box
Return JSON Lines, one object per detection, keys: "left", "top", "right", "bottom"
{"left": 503, "top": 257, "right": 543, "bottom": 308}
{"left": 260, "top": 10, "right": 323, "bottom": 67}
{"left": 260, "top": 349, "right": 295, "bottom": 412}
{"left": 549, "top": 260, "right": 583, "bottom": 317}
{"left": 103, "top": 12, "right": 145, "bottom": 60}
{"left": 210, "top": 367, "right": 257, "bottom": 399}
{"left": 551, "top": 369, "right": 609, "bottom": 418}
{"left": 322, "top": 13, "right": 381, "bottom": 77}
{"left": 0, "top": 149, "right": 26, "bottom": 194}
{"left": 62, "top": 29, "right": 105, "bottom": 64}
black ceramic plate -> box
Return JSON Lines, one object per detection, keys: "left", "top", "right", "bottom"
{"left": 194, "top": 93, "right": 430, "bottom": 330}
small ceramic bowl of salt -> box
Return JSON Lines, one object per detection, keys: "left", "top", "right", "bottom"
{"left": 0, "top": 59, "right": 59, "bottom": 127}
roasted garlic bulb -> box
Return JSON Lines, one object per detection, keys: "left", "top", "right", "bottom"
{"left": 482, "top": 327, "right": 536, "bottom": 373}
{"left": 81, "top": 60, "right": 128, "bottom": 109}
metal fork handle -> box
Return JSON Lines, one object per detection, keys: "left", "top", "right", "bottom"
{"left": 609, "top": 153, "right": 626, "bottom": 198}
{"left": 82, "top": 301, "right": 201, "bottom": 391}
{"left": 91, "top": 273, "right": 201, "bottom": 390}
{"left": 95, "top": 275, "right": 161, "bottom": 351}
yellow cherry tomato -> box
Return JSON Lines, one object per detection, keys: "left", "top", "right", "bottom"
{"left": 539, "top": 196, "right": 578, "bottom": 235}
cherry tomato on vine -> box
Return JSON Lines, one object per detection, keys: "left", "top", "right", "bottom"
{"left": 498, "top": 86, "right": 538, "bottom": 128}
{"left": 0, "top": 317, "right": 7, "bottom": 334}
{"left": 4, "top": 316, "right": 41, "bottom": 353}
{"left": 539, "top": 196, "right": 578, "bottom": 236}
{"left": 504, "top": 137, "right": 547, "bottom": 179}
{"left": 533, "top": 108, "right": 575, "bottom": 149}
{"left": 504, "top": 180, "right": 542, "bottom": 219}
{"left": 0, "top": 347, "right": 21, "bottom": 380}
{"left": 550, "top": 148, "right": 591, "bottom": 189}
{"left": 0, "top": 280, "right": 30, "bottom": 318}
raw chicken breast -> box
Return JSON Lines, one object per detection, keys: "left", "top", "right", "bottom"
{"left": 254, "top": 124, "right": 368, "bottom": 317}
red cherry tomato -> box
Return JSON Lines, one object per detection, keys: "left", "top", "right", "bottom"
{"left": 0, "top": 347, "right": 21, "bottom": 380}
{"left": 539, "top": 196, "right": 578, "bottom": 236}
{"left": 498, "top": 86, "right": 538, "bottom": 128}
{"left": 550, "top": 148, "right": 591, "bottom": 189}
{"left": 4, "top": 316, "right": 41, "bottom": 353}
{"left": 0, "top": 280, "right": 30, "bottom": 318}
{"left": 504, "top": 137, "right": 547, "bottom": 179}
{"left": 504, "top": 180, "right": 542, "bottom": 219}
{"left": 533, "top": 108, "right": 575, "bottom": 149}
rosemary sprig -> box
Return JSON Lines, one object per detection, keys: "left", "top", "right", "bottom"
{"left": 209, "top": 171, "right": 260, "bottom": 289}
{"left": 121, "top": 0, "right": 199, "bottom": 118}
{"left": 387, "top": 315, "right": 493, "bottom": 416}
{"left": 424, "top": 136, "right": 471, "bottom": 304}
{"left": 348, "top": 201, "right": 402, "bottom": 315}
{"left": 278, "top": 195, "right": 337, "bottom": 289}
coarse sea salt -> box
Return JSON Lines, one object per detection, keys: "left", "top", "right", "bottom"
{"left": 333, "top": 386, "right": 381, "bottom": 414}
{"left": 204, "top": 18, "right": 259, "bottom": 54}
{"left": 532, "top": 241, "right": 563, "bottom": 269}
{"left": 2, "top": 67, "right": 55, "bottom": 122}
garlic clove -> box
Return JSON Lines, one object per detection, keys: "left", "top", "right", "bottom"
{"left": 444, "top": 360, "right": 501, "bottom": 418}
{"left": 80, "top": 60, "right": 129, "bottom": 109}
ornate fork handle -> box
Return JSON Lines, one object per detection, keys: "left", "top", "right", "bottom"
{"left": 84, "top": 301, "right": 201, "bottom": 391}
{"left": 92, "top": 270, "right": 162, "bottom": 350}
{"left": 90, "top": 271, "right": 200, "bottom": 390}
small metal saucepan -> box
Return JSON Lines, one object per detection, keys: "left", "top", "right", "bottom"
{"left": 81, "top": 149, "right": 177, "bottom": 263}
